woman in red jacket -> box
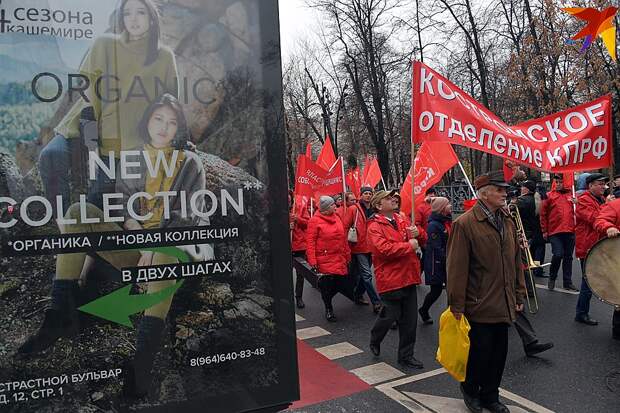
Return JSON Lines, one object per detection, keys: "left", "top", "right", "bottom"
{"left": 306, "top": 196, "right": 351, "bottom": 321}
{"left": 289, "top": 192, "right": 311, "bottom": 309}
{"left": 367, "top": 190, "right": 426, "bottom": 369}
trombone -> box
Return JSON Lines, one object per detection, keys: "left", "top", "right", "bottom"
{"left": 508, "top": 203, "right": 540, "bottom": 314}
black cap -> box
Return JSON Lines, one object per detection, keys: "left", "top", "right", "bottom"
{"left": 614, "top": 174, "right": 620, "bottom": 180}
{"left": 474, "top": 171, "right": 510, "bottom": 190}
{"left": 425, "top": 187, "right": 436, "bottom": 195}
{"left": 521, "top": 180, "right": 536, "bottom": 193}
{"left": 585, "top": 173, "right": 608, "bottom": 185}
{"left": 552, "top": 174, "right": 563, "bottom": 180}
{"left": 360, "top": 186, "right": 373, "bottom": 194}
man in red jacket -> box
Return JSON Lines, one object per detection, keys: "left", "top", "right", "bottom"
{"left": 575, "top": 173, "right": 609, "bottom": 326}
{"left": 540, "top": 174, "right": 578, "bottom": 291}
{"left": 344, "top": 192, "right": 382, "bottom": 312}
{"left": 367, "top": 190, "right": 426, "bottom": 369}
{"left": 593, "top": 196, "right": 620, "bottom": 339}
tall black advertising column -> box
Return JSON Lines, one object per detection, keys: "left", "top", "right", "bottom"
{"left": 0, "top": 0, "right": 299, "bottom": 411}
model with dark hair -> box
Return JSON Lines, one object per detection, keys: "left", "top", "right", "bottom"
{"left": 19, "top": 94, "right": 207, "bottom": 398}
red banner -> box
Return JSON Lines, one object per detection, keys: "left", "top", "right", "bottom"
{"left": 411, "top": 61, "right": 613, "bottom": 172}
{"left": 400, "top": 142, "right": 459, "bottom": 215}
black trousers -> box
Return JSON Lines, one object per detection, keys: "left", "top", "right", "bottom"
{"left": 370, "top": 285, "right": 418, "bottom": 361}
{"left": 513, "top": 311, "right": 537, "bottom": 347}
{"left": 318, "top": 275, "right": 350, "bottom": 310}
{"left": 613, "top": 309, "right": 620, "bottom": 337}
{"left": 292, "top": 251, "right": 306, "bottom": 298}
{"left": 419, "top": 284, "right": 443, "bottom": 314}
{"left": 463, "top": 322, "right": 509, "bottom": 404}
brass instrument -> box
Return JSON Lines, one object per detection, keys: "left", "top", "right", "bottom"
{"left": 508, "top": 203, "right": 540, "bottom": 314}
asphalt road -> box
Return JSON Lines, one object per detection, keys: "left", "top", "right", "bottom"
{"left": 290, "top": 247, "right": 620, "bottom": 413}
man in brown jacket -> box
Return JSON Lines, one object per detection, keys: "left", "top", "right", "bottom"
{"left": 447, "top": 171, "right": 526, "bottom": 413}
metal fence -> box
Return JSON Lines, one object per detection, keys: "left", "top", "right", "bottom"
{"left": 433, "top": 183, "right": 474, "bottom": 213}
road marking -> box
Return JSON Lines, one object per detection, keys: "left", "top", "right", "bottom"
{"left": 403, "top": 392, "right": 530, "bottom": 413}
{"left": 500, "top": 389, "right": 555, "bottom": 413}
{"left": 316, "top": 342, "right": 363, "bottom": 360}
{"left": 535, "top": 283, "right": 579, "bottom": 295}
{"left": 295, "top": 314, "right": 305, "bottom": 322}
{"left": 377, "top": 368, "right": 555, "bottom": 413}
{"left": 350, "top": 362, "right": 405, "bottom": 385}
{"left": 296, "top": 326, "right": 330, "bottom": 340}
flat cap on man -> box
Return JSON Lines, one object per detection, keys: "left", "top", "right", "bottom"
{"left": 474, "top": 171, "right": 510, "bottom": 190}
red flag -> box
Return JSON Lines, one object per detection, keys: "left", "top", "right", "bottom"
{"left": 362, "top": 158, "right": 382, "bottom": 188}
{"left": 361, "top": 154, "right": 371, "bottom": 183}
{"left": 316, "top": 136, "right": 337, "bottom": 170}
{"left": 305, "top": 143, "right": 312, "bottom": 159}
{"left": 319, "top": 158, "right": 345, "bottom": 196}
{"left": 551, "top": 172, "right": 575, "bottom": 191}
{"left": 400, "top": 143, "right": 459, "bottom": 215}
{"left": 463, "top": 199, "right": 477, "bottom": 211}
{"left": 294, "top": 155, "right": 325, "bottom": 197}
{"left": 296, "top": 155, "right": 345, "bottom": 202}
{"left": 346, "top": 167, "right": 362, "bottom": 196}
{"left": 503, "top": 160, "right": 515, "bottom": 181}
{"left": 563, "top": 172, "right": 575, "bottom": 189}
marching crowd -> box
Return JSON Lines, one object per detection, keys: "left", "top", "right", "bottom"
{"left": 289, "top": 170, "right": 620, "bottom": 413}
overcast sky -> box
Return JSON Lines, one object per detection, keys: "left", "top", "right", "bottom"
{"left": 278, "top": 0, "right": 320, "bottom": 60}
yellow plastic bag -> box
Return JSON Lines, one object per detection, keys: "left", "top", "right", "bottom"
{"left": 436, "top": 307, "right": 471, "bottom": 382}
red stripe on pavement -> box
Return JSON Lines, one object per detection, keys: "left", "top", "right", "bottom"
{"left": 288, "top": 339, "right": 370, "bottom": 410}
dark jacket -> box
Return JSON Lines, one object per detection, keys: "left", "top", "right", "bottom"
{"left": 116, "top": 148, "right": 211, "bottom": 261}
{"left": 117, "top": 148, "right": 207, "bottom": 229}
{"left": 423, "top": 212, "right": 450, "bottom": 285}
{"left": 446, "top": 202, "right": 526, "bottom": 324}
{"left": 516, "top": 193, "right": 543, "bottom": 242}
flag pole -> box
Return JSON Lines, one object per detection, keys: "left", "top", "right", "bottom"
{"left": 381, "top": 176, "right": 387, "bottom": 190}
{"left": 457, "top": 160, "right": 477, "bottom": 199}
{"left": 340, "top": 157, "right": 347, "bottom": 200}
{"left": 411, "top": 144, "right": 416, "bottom": 224}
{"left": 571, "top": 178, "right": 577, "bottom": 226}
{"left": 310, "top": 197, "right": 314, "bottom": 217}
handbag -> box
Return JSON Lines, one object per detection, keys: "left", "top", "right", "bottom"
{"left": 347, "top": 209, "right": 359, "bottom": 243}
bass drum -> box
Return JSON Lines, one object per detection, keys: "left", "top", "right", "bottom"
{"left": 584, "top": 237, "right": 620, "bottom": 306}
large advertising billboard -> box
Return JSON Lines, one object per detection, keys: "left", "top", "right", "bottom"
{"left": 0, "top": 0, "right": 298, "bottom": 411}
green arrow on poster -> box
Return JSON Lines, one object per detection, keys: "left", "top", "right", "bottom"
{"left": 77, "top": 246, "right": 191, "bottom": 328}
{"left": 78, "top": 281, "right": 183, "bottom": 327}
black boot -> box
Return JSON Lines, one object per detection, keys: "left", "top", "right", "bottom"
{"left": 18, "top": 280, "right": 80, "bottom": 354}
{"left": 325, "top": 305, "right": 336, "bottom": 322}
{"left": 122, "top": 316, "right": 165, "bottom": 398}
{"left": 295, "top": 296, "right": 305, "bottom": 309}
